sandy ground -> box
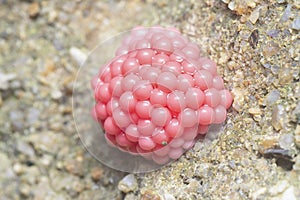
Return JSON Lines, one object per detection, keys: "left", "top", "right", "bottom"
{"left": 0, "top": 0, "right": 299, "bottom": 199}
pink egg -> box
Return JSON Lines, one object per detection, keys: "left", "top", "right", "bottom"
{"left": 182, "top": 125, "right": 198, "bottom": 140}
{"left": 136, "top": 49, "right": 154, "bottom": 65}
{"left": 179, "top": 108, "right": 198, "bottom": 127}
{"left": 116, "top": 133, "right": 135, "bottom": 147}
{"left": 119, "top": 91, "right": 137, "bottom": 112}
{"left": 152, "top": 53, "right": 169, "bottom": 66}
{"left": 95, "top": 83, "right": 111, "bottom": 103}
{"left": 152, "top": 154, "right": 170, "bottom": 165}
{"left": 109, "top": 76, "right": 123, "bottom": 97}
{"left": 182, "top": 45, "right": 200, "bottom": 60}
{"left": 182, "top": 140, "right": 195, "bottom": 150}
{"left": 153, "top": 145, "right": 170, "bottom": 156}
{"left": 112, "top": 107, "right": 131, "bottom": 128}
{"left": 122, "top": 57, "right": 139, "bottom": 75}
{"left": 165, "top": 118, "right": 184, "bottom": 138}
{"left": 104, "top": 117, "right": 121, "bottom": 135}
{"left": 150, "top": 89, "right": 167, "bottom": 106}
{"left": 214, "top": 105, "right": 227, "bottom": 124}
{"left": 152, "top": 127, "right": 169, "bottom": 145}
{"left": 198, "top": 125, "right": 209, "bottom": 134}
{"left": 137, "top": 119, "right": 155, "bottom": 136}
{"left": 135, "top": 100, "right": 152, "bottom": 119}
{"left": 156, "top": 71, "right": 178, "bottom": 92}
{"left": 138, "top": 137, "right": 156, "bottom": 151}
{"left": 91, "top": 76, "right": 99, "bottom": 90}
{"left": 198, "top": 57, "right": 217, "bottom": 75}
{"left": 169, "top": 49, "right": 185, "bottom": 62}
{"left": 132, "top": 80, "right": 153, "bottom": 100}
{"left": 105, "top": 134, "right": 117, "bottom": 147}
{"left": 219, "top": 89, "right": 233, "bottom": 109}
{"left": 167, "top": 90, "right": 186, "bottom": 112}
{"left": 212, "top": 75, "right": 225, "bottom": 90}
{"left": 151, "top": 107, "right": 171, "bottom": 127}
{"left": 110, "top": 56, "right": 126, "bottom": 77}
{"left": 182, "top": 60, "right": 196, "bottom": 74}
{"left": 140, "top": 67, "right": 160, "bottom": 83}
{"left": 204, "top": 88, "right": 221, "bottom": 108}
{"left": 169, "top": 137, "right": 185, "bottom": 148}
{"left": 197, "top": 105, "right": 215, "bottom": 125}
{"left": 168, "top": 147, "right": 184, "bottom": 160}
{"left": 171, "top": 35, "right": 187, "bottom": 49}
{"left": 194, "top": 70, "right": 213, "bottom": 90}
{"left": 106, "top": 97, "right": 119, "bottom": 116}
{"left": 99, "top": 65, "right": 112, "bottom": 83}
{"left": 135, "top": 39, "right": 151, "bottom": 49}
{"left": 162, "top": 61, "right": 181, "bottom": 75}
{"left": 121, "top": 73, "right": 140, "bottom": 91}
{"left": 185, "top": 87, "right": 205, "bottom": 109}
{"left": 152, "top": 37, "right": 173, "bottom": 53}
{"left": 94, "top": 102, "right": 107, "bottom": 120}
{"left": 125, "top": 124, "right": 140, "bottom": 142}
{"left": 177, "top": 74, "right": 194, "bottom": 92}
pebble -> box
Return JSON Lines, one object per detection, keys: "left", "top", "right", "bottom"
{"left": 91, "top": 167, "right": 103, "bottom": 182}
{"left": 263, "top": 90, "right": 280, "bottom": 105}
{"left": 248, "top": 108, "right": 262, "bottom": 115}
{"left": 292, "top": 17, "right": 300, "bottom": 30}
{"left": 163, "top": 193, "right": 176, "bottom": 200}
{"left": 26, "top": 132, "right": 67, "bottom": 154}
{"left": 271, "top": 105, "right": 286, "bottom": 131}
{"left": 28, "top": 2, "right": 40, "bottom": 18}
{"left": 279, "top": 134, "right": 294, "bottom": 150}
{"left": 118, "top": 174, "right": 138, "bottom": 193}
{"left": 231, "top": 88, "right": 244, "bottom": 112}
{"left": 269, "top": 180, "right": 289, "bottom": 195}
{"left": 141, "top": 189, "right": 161, "bottom": 200}
{"left": 69, "top": 47, "right": 87, "bottom": 66}
{"left": 13, "top": 163, "right": 24, "bottom": 175}
{"left": 249, "top": 7, "right": 260, "bottom": 24}
{"left": 0, "top": 72, "right": 16, "bottom": 90}
{"left": 51, "top": 89, "right": 63, "bottom": 100}
{"left": 16, "top": 140, "right": 35, "bottom": 157}
{"left": 9, "top": 110, "right": 25, "bottom": 132}
{"left": 280, "top": 186, "right": 297, "bottom": 200}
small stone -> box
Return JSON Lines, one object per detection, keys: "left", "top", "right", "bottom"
{"left": 69, "top": 47, "right": 87, "bottom": 66}
{"left": 51, "top": 89, "right": 63, "bottom": 100}
{"left": 269, "top": 180, "right": 289, "bottom": 196}
{"left": 231, "top": 88, "right": 245, "bottom": 112}
{"left": 271, "top": 105, "right": 286, "bottom": 131}
{"left": 91, "top": 167, "right": 103, "bottom": 182}
{"left": 141, "top": 189, "right": 161, "bottom": 200}
{"left": 19, "top": 184, "right": 31, "bottom": 197}
{"left": 292, "top": 17, "right": 300, "bottom": 30}
{"left": 263, "top": 41, "right": 280, "bottom": 58}
{"left": 280, "top": 4, "right": 292, "bottom": 23}
{"left": 64, "top": 159, "right": 84, "bottom": 177}
{"left": 281, "top": 186, "right": 297, "bottom": 200}
{"left": 249, "top": 7, "right": 260, "bottom": 24}
{"left": 16, "top": 141, "right": 35, "bottom": 157}
{"left": 9, "top": 110, "right": 25, "bottom": 132}
{"left": 279, "top": 134, "right": 294, "bottom": 150}
{"left": 28, "top": 2, "right": 40, "bottom": 18}
{"left": 0, "top": 72, "right": 16, "bottom": 90}
{"left": 163, "top": 193, "right": 176, "bottom": 200}
{"left": 263, "top": 90, "right": 280, "bottom": 105}
{"left": 13, "top": 163, "right": 24, "bottom": 175}
{"left": 118, "top": 174, "right": 138, "bottom": 193}
{"left": 248, "top": 108, "right": 262, "bottom": 115}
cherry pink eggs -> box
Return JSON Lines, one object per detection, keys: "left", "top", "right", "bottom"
{"left": 91, "top": 26, "right": 233, "bottom": 165}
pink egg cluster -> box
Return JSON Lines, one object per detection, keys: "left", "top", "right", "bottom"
{"left": 91, "top": 26, "right": 233, "bottom": 164}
